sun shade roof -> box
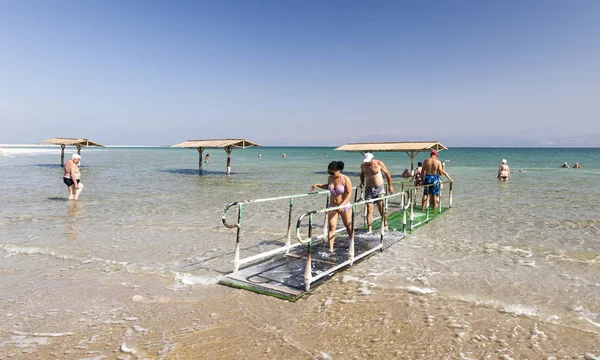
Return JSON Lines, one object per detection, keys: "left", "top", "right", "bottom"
{"left": 41, "top": 138, "right": 104, "bottom": 147}
{"left": 171, "top": 139, "right": 261, "bottom": 148}
{"left": 334, "top": 141, "right": 447, "bottom": 152}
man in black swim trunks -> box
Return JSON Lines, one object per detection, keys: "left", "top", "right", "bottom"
{"left": 63, "top": 154, "right": 83, "bottom": 200}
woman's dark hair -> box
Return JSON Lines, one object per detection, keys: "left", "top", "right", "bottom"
{"left": 328, "top": 161, "right": 344, "bottom": 172}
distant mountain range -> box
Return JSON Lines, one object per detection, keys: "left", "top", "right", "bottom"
{"left": 444, "top": 132, "right": 600, "bottom": 148}
{"left": 265, "top": 132, "right": 600, "bottom": 147}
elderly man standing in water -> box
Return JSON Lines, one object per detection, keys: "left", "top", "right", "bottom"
{"left": 63, "top": 154, "right": 83, "bottom": 200}
{"left": 360, "top": 153, "right": 394, "bottom": 233}
{"left": 421, "top": 150, "right": 452, "bottom": 211}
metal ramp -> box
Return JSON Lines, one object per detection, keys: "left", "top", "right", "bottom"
{"left": 220, "top": 229, "right": 396, "bottom": 301}
{"left": 219, "top": 182, "right": 453, "bottom": 301}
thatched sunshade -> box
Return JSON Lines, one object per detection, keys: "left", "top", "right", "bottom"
{"left": 171, "top": 139, "right": 261, "bottom": 175}
{"left": 40, "top": 137, "right": 104, "bottom": 166}
{"left": 334, "top": 141, "right": 448, "bottom": 171}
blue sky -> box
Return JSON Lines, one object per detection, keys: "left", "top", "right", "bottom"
{"left": 1, "top": 0, "right": 599, "bottom": 146}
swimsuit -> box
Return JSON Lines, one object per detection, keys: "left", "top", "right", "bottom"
{"left": 365, "top": 185, "right": 385, "bottom": 200}
{"left": 414, "top": 170, "right": 422, "bottom": 186}
{"left": 499, "top": 165, "right": 509, "bottom": 179}
{"left": 423, "top": 174, "right": 440, "bottom": 196}
{"left": 63, "top": 178, "right": 80, "bottom": 187}
{"left": 328, "top": 181, "right": 350, "bottom": 212}
{"left": 328, "top": 183, "right": 346, "bottom": 196}
{"left": 328, "top": 202, "right": 352, "bottom": 213}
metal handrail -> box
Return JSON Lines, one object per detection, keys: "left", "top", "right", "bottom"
{"left": 222, "top": 186, "right": 363, "bottom": 272}
{"left": 295, "top": 181, "right": 453, "bottom": 291}
{"left": 222, "top": 186, "right": 362, "bottom": 228}
{"left": 295, "top": 191, "right": 409, "bottom": 244}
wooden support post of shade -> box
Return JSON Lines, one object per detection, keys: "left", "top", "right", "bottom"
{"left": 197, "top": 147, "right": 204, "bottom": 175}
{"left": 171, "top": 139, "right": 261, "bottom": 175}
{"left": 60, "top": 145, "right": 66, "bottom": 167}
{"left": 40, "top": 138, "right": 104, "bottom": 166}
{"left": 225, "top": 146, "right": 232, "bottom": 174}
{"left": 406, "top": 151, "right": 416, "bottom": 172}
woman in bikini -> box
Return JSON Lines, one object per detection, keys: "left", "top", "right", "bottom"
{"left": 310, "top": 161, "right": 353, "bottom": 253}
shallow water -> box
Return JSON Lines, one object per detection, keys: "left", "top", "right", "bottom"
{"left": 1, "top": 145, "right": 599, "bottom": 358}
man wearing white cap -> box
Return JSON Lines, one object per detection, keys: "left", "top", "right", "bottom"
{"left": 63, "top": 153, "right": 83, "bottom": 200}
{"left": 360, "top": 153, "right": 394, "bottom": 233}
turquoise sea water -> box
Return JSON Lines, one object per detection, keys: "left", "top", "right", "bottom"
{"left": 1, "top": 145, "right": 599, "bottom": 357}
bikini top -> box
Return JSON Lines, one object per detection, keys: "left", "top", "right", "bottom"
{"left": 328, "top": 182, "right": 346, "bottom": 196}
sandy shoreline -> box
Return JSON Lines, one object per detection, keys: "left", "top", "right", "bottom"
{"left": 3, "top": 265, "right": 599, "bottom": 359}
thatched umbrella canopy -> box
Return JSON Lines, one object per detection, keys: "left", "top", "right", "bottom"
{"left": 171, "top": 139, "right": 261, "bottom": 175}
{"left": 335, "top": 141, "right": 448, "bottom": 172}
{"left": 40, "top": 137, "right": 104, "bottom": 166}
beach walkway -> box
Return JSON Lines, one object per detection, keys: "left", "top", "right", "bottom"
{"left": 219, "top": 182, "right": 453, "bottom": 301}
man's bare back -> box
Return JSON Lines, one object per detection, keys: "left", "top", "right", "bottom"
{"left": 421, "top": 157, "right": 442, "bottom": 176}
{"left": 64, "top": 160, "right": 81, "bottom": 180}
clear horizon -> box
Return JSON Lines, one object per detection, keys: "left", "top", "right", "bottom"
{"left": 1, "top": 1, "right": 599, "bottom": 147}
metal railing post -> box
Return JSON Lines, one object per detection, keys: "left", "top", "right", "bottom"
{"left": 410, "top": 188, "right": 414, "bottom": 231}
{"left": 449, "top": 181, "right": 453, "bottom": 208}
{"left": 349, "top": 204, "right": 355, "bottom": 265}
{"left": 323, "top": 192, "right": 330, "bottom": 243}
{"left": 380, "top": 197, "right": 386, "bottom": 250}
{"left": 304, "top": 214, "right": 313, "bottom": 291}
{"left": 233, "top": 203, "right": 243, "bottom": 272}
{"left": 402, "top": 192, "right": 407, "bottom": 233}
{"left": 285, "top": 197, "right": 294, "bottom": 254}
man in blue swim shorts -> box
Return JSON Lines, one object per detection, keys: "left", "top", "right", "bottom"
{"left": 421, "top": 150, "right": 453, "bottom": 211}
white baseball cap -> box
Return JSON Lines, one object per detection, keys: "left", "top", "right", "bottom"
{"left": 72, "top": 154, "right": 81, "bottom": 160}
{"left": 363, "top": 153, "right": 373, "bottom": 162}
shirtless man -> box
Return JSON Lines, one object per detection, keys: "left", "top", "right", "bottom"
{"left": 421, "top": 150, "right": 452, "bottom": 211}
{"left": 360, "top": 153, "right": 394, "bottom": 233}
{"left": 63, "top": 154, "right": 83, "bottom": 200}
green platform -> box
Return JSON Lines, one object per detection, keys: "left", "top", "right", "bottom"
{"left": 369, "top": 206, "right": 448, "bottom": 233}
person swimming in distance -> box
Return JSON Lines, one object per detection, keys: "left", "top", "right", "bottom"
{"left": 204, "top": 154, "right": 211, "bottom": 163}
{"left": 573, "top": 162, "right": 581, "bottom": 168}
{"left": 310, "top": 161, "right": 353, "bottom": 253}
{"left": 561, "top": 162, "right": 569, "bottom": 168}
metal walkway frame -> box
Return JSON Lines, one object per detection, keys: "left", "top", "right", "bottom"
{"left": 219, "top": 182, "right": 454, "bottom": 301}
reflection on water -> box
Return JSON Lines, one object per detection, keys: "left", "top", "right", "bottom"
{"left": 65, "top": 201, "right": 83, "bottom": 241}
